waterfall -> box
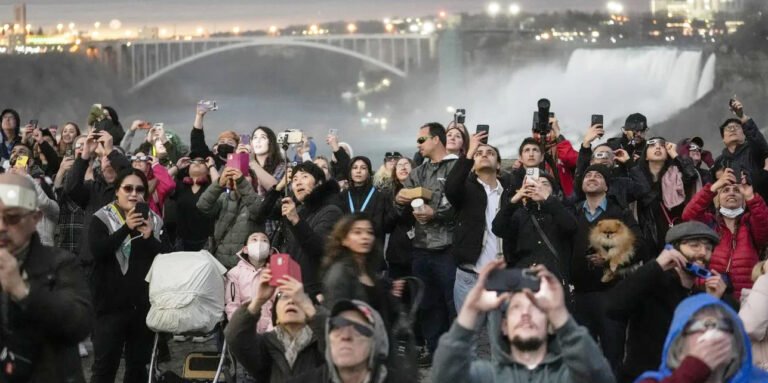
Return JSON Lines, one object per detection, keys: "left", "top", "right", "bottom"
{"left": 455, "top": 47, "right": 717, "bottom": 153}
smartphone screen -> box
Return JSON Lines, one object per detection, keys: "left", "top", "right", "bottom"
{"left": 476, "top": 125, "right": 489, "bottom": 144}
{"left": 135, "top": 202, "right": 150, "bottom": 220}
{"left": 591, "top": 114, "right": 604, "bottom": 126}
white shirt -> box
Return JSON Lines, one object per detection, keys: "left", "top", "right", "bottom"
{"left": 475, "top": 177, "right": 503, "bottom": 270}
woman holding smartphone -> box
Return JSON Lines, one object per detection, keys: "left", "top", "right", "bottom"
{"left": 88, "top": 168, "right": 165, "bottom": 383}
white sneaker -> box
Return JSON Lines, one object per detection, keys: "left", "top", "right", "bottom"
{"left": 191, "top": 334, "right": 215, "bottom": 343}
{"left": 78, "top": 343, "right": 88, "bottom": 357}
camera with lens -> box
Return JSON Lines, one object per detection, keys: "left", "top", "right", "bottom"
{"left": 277, "top": 130, "right": 303, "bottom": 146}
{"left": 532, "top": 98, "right": 554, "bottom": 135}
{"left": 454, "top": 109, "right": 466, "bottom": 125}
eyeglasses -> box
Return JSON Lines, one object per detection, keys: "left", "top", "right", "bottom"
{"left": 75, "top": 143, "right": 84, "bottom": 149}
{"left": 647, "top": 138, "right": 665, "bottom": 147}
{"left": 120, "top": 184, "right": 146, "bottom": 195}
{"left": 0, "top": 210, "right": 35, "bottom": 226}
{"left": 723, "top": 124, "right": 741, "bottom": 132}
{"left": 689, "top": 144, "right": 701, "bottom": 152}
{"left": 329, "top": 316, "right": 374, "bottom": 338}
{"left": 416, "top": 136, "right": 432, "bottom": 144}
{"left": 131, "top": 155, "right": 152, "bottom": 162}
{"left": 190, "top": 159, "right": 206, "bottom": 165}
{"left": 593, "top": 151, "right": 614, "bottom": 160}
{"left": 683, "top": 317, "right": 734, "bottom": 336}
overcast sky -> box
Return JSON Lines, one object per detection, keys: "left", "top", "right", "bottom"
{"left": 0, "top": 0, "right": 649, "bottom": 33}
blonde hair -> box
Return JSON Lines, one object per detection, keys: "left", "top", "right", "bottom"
{"left": 753, "top": 261, "right": 766, "bottom": 282}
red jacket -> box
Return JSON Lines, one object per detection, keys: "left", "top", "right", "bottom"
{"left": 637, "top": 356, "right": 711, "bottom": 383}
{"left": 548, "top": 139, "right": 578, "bottom": 197}
{"left": 682, "top": 185, "right": 768, "bottom": 298}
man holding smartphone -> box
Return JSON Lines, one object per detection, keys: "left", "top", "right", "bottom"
{"left": 432, "top": 261, "right": 615, "bottom": 383}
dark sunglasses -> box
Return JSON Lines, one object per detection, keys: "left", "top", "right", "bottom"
{"left": 683, "top": 317, "right": 734, "bottom": 336}
{"left": 0, "top": 210, "right": 35, "bottom": 226}
{"left": 416, "top": 136, "right": 432, "bottom": 144}
{"left": 121, "top": 184, "right": 146, "bottom": 194}
{"left": 329, "top": 316, "right": 374, "bottom": 338}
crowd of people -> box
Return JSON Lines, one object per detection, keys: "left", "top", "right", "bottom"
{"left": 1, "top": 97, "right": 768, "bottom": 383}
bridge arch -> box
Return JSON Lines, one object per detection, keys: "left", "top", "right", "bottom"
{"left": 129, "top": 39, "right": 407, "bottom": 92}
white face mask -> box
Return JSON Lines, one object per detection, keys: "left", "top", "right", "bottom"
{"left": 719, "top": 207, "right": 745, "bottom": 219}
{"left": 247, "top": 241, "right": 270, "bottom": 266}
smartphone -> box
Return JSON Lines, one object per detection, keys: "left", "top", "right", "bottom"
{"left": 685, "top": 263, "right": 712, "bottom": 279}
{"left": 592, "top": 114, "right": 604, "bottom": 138}
{"left": 269, "top": 253, "right": 303, "bottom": 287}
{"left": 525, "top": 168, "right": 540, "bottom": 181}
{"left": 226, "top": 152, "right": 250, "bottom": 174}
{"left": 135, "top": 201, "right": 150, "bottom": 220}
{"left": 454, "top": 109, "right": 466, "bottom": 125}
{"left": 328, "top": 128, "right": 338, "bottom": 136}
{"left": 729, "top": 97, "right": 744, "bottom": 118}
{"left": 14, "top": 155, "right": 28, "bottom": 169}
{"left": 65, "top": 148, "right": 74, "bottom": 157}
{"left": 476, "top": 125, "right": 489, "bottom": 144}
{"left": 485, "top": 268, "right": 540, "bottom": 293}
{"left": 29, "top": 120, "right": 38, "bottom": 129}
{"left": 152, "top": 123, "right": 164, "bottom": 130}
{"left": 240, "top": 134, "right": 250, "bottom": 145}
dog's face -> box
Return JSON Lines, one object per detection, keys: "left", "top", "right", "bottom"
{"left": 594, "top": 219, "right": 625, "bottom": 242}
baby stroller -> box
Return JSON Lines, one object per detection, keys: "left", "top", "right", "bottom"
{"left": 145, "top": 251, "right": 233, "bottom": 383}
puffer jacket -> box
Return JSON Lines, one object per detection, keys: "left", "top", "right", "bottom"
{"left": 740, "top": 274, "right": 768, "bottom": 371}
{"left": 548, "top": 138, "right": 579, "bottom": 197}
{"left": 682, "top": 185, "right": 768, "bottom": 298}
{"left": 432, "top": 315, "right": 615, "bottom": 383}
{"left": 395, "top": 154, "right": 457, "bottom": 250}
{"left": 197, "top": 177, "right": 263, "bottom": 268}
{"left": 257, "top": 181, "right": 344, "bottom": 297}
{"left": 225, "top": 254, "right": 273, "bottom": 334}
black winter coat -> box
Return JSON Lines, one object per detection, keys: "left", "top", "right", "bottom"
{"left": 445, "top": 156, "right": 514, "bottom": 266}
{"left": 224, "top": 305, "right": 326, "bottom": 383}
{"left": 629, "top": 156, "right": 698, "bottom": 253}
{"left": 605, "top": 260, "right": 739, "bottom": 382}
{"left": 568, "top": 195, "right": 645, "bottom": 293}
{"left": 714, "top": 118, "right": 768, "bottom": 201}
{"left": 492, "top": 196, "right": 577, "bottom": 282}
{"left": 63, "top": 151, "right": 131, "bottom": 266}
{"left": 382, "top": 186, "right": 414, "bottom": 271}
{"left": 0, "top": 234, "right": 93, "bottom": 383}
{"left": 258, "top": 181, "right": 344, "bottom": 297}
{"left": 88, "top": 217, "right": 162, "bottom": 315}
{"left": 338, "top": 184, "right": 392, "bottom": 250}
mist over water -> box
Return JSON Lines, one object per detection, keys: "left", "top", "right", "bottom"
{"left": 426, "top": 47, "right": 716, "bottom": 155}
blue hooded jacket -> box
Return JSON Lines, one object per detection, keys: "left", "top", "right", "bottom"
{"left": 635, "top": 294, "right": 768, "bottom": 383}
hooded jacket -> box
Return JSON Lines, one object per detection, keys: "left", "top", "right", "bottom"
{"left": 257, "top": 180, "right": 344, "bottom": 297}
{"left": 225, "top": 252, "right": 273, "bottom": 333}
{"left": 682, "top": 186, "right": 768, "bottom": 299}
{"left": 286, "top": 300, "right": 412, "bottom": 383}
{"left": 196, "top": 177, "right": 264, "bottom": 269}
{"left": 635, "top": 294, "right": 768, "bottom": 383}
{"left": 0, "top": 108, "right": 21, "bottom": 160}
{"left": 394, "top": 154, "right": 457, "bottom": 250}
{"left": 432, "top": 312, "right": 615, "bottom": 383}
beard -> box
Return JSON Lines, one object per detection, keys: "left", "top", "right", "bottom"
{"left": 511, "top": 335, "right": 545, "bottom": 352}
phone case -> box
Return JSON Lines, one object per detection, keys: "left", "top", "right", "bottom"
{"left": 269, "top": 254, "right": 303, "bottom": 287}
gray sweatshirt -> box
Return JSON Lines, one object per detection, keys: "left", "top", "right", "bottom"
{"left": 431, "top": 315, "right": 616, "bottom": 383}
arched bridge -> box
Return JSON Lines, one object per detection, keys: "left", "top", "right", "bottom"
{"left": 93, "top": 34, "right": 437, "bottom": 92}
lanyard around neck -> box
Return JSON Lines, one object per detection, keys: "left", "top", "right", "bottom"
{"left": 348, "top": 187, "right": 375, "bottom": 213}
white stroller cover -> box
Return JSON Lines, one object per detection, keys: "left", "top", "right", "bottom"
{"left": 145, "top": 251, "right": 227, "bottom": 334}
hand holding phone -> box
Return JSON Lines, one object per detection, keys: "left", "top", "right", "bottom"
{"left": 476, "top": 125, "right": 489, "bottom": 144}
{"left": 135, "top": 201, "right": 150, "bottom": 220}
{"left": 485, "top": 268, "right": 540, "bottom": 294}
{"left": 269, "top": 253, "right": 302, "bottom": 287}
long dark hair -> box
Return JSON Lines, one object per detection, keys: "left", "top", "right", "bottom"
{"left": 251, "top": 126, "right": 282, "bottom": 175}
{"left": 638, "top": 136, "right": 673, "bottom": 184}
{"left": 322, "top": 214, "right": 381, "bottom": 277}
{"left": 114, "top": 168, "right": 150, "bottom": 202}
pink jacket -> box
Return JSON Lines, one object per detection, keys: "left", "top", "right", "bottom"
{"left": 225, "top": 256, "right": 273, "bottom": 334}
{"left": 149, "top": 163, "right": 175, "bottom": 217}
{"left": 740, "top": 274, "right": 768, "bottom": 370}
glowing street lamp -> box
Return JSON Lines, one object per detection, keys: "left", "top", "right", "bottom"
{"left": 509, "top": 3, "right": 521, "bottom": 16}
{"left": 232, "top": 26, "right": 241, "bottom": 34}
{"left": 68, "top": 22, "right": 76, "bottom": 30}
{"left": 487, "top": 2, "right": 501, "bottom": 17}
{"left": 268, "top": 25, "right": 278, "bottom": 34}
{"left": 347, "top": 23, "right": 357, "bottom": 33}
{"left": 384, "top": 23, "right": 394, "bottom": 33}
{"left": 606, "top": 1, "right": 624, "bottom": 14}
{"left": 56, "top": 23, "right": 64, "bottom": 33}
{"left": 94, "top": 21, "right": 101, "bottom": 29}
{"left": 357, "top": 81, "right": 365, "bottom": 89}
{"left": 196, "top": 26, "right": 204, "bottom": 36}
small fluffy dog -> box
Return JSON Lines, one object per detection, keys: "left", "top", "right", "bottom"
{"left": 589, "top": 219, "right": 636, "bottom": 282}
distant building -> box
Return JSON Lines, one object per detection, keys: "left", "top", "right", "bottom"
{"left": 651, "top": 0, "right": 745, "bottom": 19}
{"left": 13, "top": 3, "right": 26, "bottom": 31}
